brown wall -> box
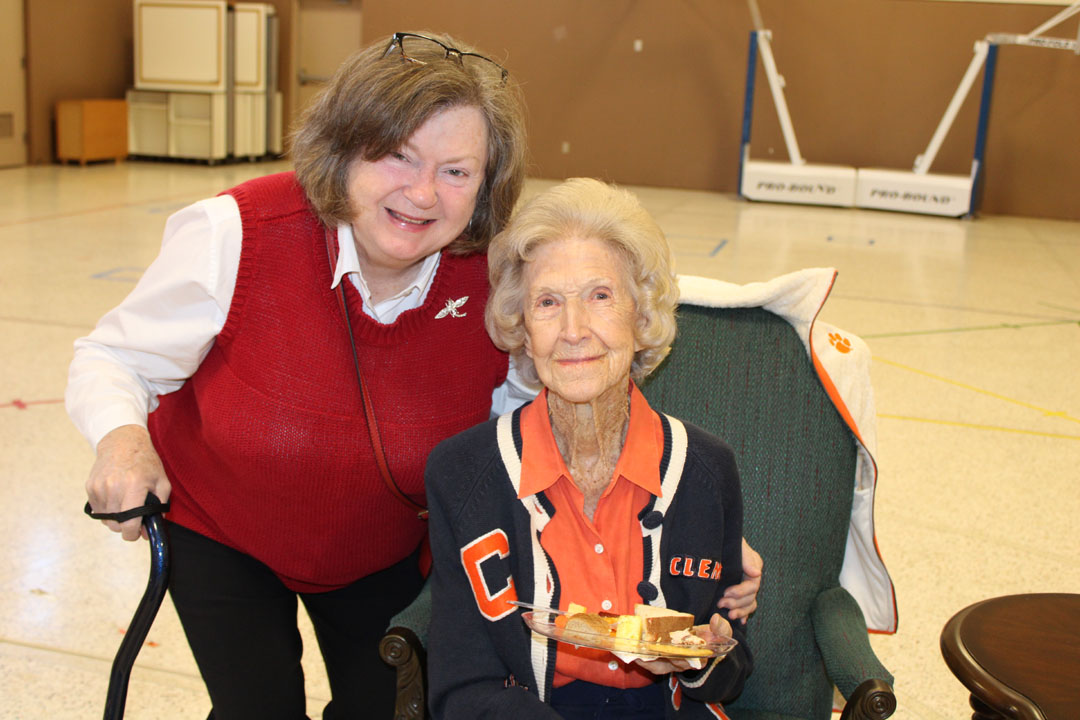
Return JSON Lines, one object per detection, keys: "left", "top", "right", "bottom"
{"left": 25, "top": 0, "right": 295, "bottom": 166}
{"left": 24, "top": 0, "right": 1080, "bottom": 221}
{"left": 26, "top": 1, "right": 134, "bottom": 164}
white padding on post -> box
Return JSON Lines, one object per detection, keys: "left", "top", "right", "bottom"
{"left": 741, "top": 160, "right": 857, "bottom": 208}
{"left": 855, "top": 168, "right": 973, "bottom": 217}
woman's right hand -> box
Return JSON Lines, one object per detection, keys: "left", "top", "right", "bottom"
{"left": 87, "top": 424, "right": 171, "bottom": 541}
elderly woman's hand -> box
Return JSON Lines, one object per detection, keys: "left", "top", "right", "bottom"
{"left": 87, "top": 424, "right": 171, "bottom": 541}
{"left": 716, "top": 537, "right": 762, "bottom": 623}
{"left": 631, "top": 613, "right": 732, "bottom": 675}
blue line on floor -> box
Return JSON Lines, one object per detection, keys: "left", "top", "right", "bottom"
{"left": 709, "top": 240, "right": 728, "bottom": 257}
{"left": 91, "top": 267, "right": 144, "bottom": 282}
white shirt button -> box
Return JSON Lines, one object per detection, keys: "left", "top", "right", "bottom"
{"left": 594, "top": 543, "right": 604, "bottom": 554}
{"left": 608, "top": 660, "right": 619, "bottom": 671}
{"left": 601, "top": 600, "right": 613, "bottom": 611}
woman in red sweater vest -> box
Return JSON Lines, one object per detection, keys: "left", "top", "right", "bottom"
{"left": 67, "top": 32, "right": 762, "bottom": 719}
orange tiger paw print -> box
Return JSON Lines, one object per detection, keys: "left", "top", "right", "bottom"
{"left": 829, "top": 332, "right": 852, "bottom": 354}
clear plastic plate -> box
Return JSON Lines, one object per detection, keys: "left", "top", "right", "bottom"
{"left": 521, "top": 611, "right": 737, "bottom": 660}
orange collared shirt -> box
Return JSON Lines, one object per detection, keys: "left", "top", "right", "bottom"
{"left": 518, "top": 382, "right": 665, "bottom": 689}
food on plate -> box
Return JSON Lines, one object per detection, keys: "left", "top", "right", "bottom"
{"left": 564, "top": 613, "right": 614, "bottom": 636}
{"left": 615, "top": 614, "right": 643, "bottom": 640}
{"left": 634, "top": 603, "right": 694, "bottom": 643}
{"left": 553, "top": 601, "right": 589, "bottom": 629}
{"left": 668, "top": 629, "right": 707, "bottom": 646}
{"left": 556, "top": 602, "right": 705, "bottom": 648}
{"left": 522, "top": 607, "right": 733, "bottom": 660}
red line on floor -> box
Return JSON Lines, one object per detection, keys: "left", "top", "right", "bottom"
{"left": 0, "top": 194, "right": 201, "bottom": 229}
{"left": 1, "top": 398, "right": 65, "bottom": 410}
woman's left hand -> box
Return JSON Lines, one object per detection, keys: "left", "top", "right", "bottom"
{"left": 717, "top": 537, "right": 762, "bottom": 623}
{"left": 632, "top": 613, "right": 731, "bottom": 675}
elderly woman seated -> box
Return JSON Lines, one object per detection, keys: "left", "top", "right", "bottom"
{"left": 425, "top": 178, "right": 752, "bottom": 719}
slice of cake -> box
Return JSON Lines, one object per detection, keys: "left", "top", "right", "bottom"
{"left": 634, "top": 603, "right": 694, "bottom": 642}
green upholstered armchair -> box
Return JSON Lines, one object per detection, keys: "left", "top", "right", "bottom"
{"left": 380, "top": 269, "right": 897, "bottom": 720}
{"left": 638, "top": 270, "right": 896, "bottom": 720}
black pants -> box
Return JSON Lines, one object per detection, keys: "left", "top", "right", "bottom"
{"left": 167, "top": 522, "right": 424, "bottom": 720}
{"left": 550, "top": 679, "right": 666, "bottom": 719}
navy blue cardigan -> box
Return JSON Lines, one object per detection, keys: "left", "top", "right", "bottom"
{"left": 426, "top": 405, "right": 753, "bottom": 719}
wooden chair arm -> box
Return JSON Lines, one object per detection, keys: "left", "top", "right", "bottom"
{"left": 379, "top": 626, "right": 427, "bottom": 720}
{"left": 838, "top": 678, "right": 896, "bottom": 720}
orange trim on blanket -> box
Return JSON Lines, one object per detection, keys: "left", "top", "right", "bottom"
{"left": 810, "top": 342, "right": 899, "bottom": 633}
{"left": 807, "top": 272, "right": 899, "bottom": 635}
{"left": 810, "top": 350, "right": 866, "bottom": 449}
{"left": 804, "top": 271, "right": 865, "bottom": 449}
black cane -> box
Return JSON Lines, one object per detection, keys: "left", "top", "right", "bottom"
{"left": 85, "top": 492, "right": 171, "bottom": 720}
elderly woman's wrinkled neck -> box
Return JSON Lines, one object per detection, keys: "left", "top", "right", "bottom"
{"left": 547, "top": 381, "right": 631, "bottom": 520}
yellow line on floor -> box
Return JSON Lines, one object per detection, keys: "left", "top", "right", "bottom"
{"left": 874, "top": 356, "right": 1080, "bottom": 425}
{"left": 878, "top": 414, "right": 1080, "bottom": 440}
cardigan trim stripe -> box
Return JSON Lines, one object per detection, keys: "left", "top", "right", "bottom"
{"left": 643, "top": 414, "right": 687, "bottom": 611}
{"left": 500, "top": 408, "right": 558, "bottom": 701}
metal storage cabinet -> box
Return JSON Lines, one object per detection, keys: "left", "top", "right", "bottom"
{"left": 126, "top": 91, "right": 168, "bottom": 157}
{"left": 128, "top": 0, "right": 279, "bottom": 162}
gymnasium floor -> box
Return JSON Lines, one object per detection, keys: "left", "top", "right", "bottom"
{"left": 2, "top": 159, "right": 1078, "bottom": 719}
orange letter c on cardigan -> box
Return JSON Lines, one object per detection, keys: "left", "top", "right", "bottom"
{"left": 460, "top": 529, "right": 517, "bottom": 621}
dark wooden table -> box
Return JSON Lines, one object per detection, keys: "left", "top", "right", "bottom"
{"left": 940, "top": 593, "right": 1080, "bottom": 720}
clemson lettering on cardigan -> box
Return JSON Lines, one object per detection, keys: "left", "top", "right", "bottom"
{"left": 461, "top": 529, "right": 518, "bottom": 621}
{"left": 669, "top": 555, "right": 723, "bottom": 580}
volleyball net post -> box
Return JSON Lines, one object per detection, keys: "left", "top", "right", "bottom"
{"left": 738, "top": 1, "right": 1079, "bottom": 217}
{"left": 854, "top": 1, "right": 1078, "bottom": 217}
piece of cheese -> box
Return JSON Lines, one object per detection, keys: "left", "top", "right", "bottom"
{"left": 615, "top": 614, "right": 643, "bottom": 641}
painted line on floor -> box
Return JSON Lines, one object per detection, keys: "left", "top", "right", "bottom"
{"left": 878, "top": 414, "right": 1080, "bottom": 440}
{"left": 91, "top": 266, "right": 145, "bottom": 282}
{"left": 709, "top": 240, "right": 728, "bottom": 256}
{"left": 833, "top": 295, "right": 1079, "bottom": 323}
{"left": 0, "top": 193, "right": 203, "bottom": 229}
{"left": 1039, "top": 301, "right": 1080, "bottom": 314}
{"left": 864, "top": 319, "right": 1079, "bottom": 339}
{"left": 1, "top": 398, "right": 64, "bottom": 411}
{"left": 874, "top": 356, "right": 1080, "bottom": 425}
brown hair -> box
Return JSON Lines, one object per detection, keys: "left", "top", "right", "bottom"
{"left": 485, "top": 178, "right": 679, "bottom": 384}
{"left": 290, "top": 32, "right": 527, "bottom": 254}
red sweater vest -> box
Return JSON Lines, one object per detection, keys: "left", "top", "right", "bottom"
{"left": 148, "top": 171, "right": 508, "bottom": 592}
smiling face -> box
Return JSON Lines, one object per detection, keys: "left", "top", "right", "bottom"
{"left": 346, "top": 105, "right": 489, "bottom": 278}
{"left": 522, "top": 236, "right": 642, "bottom": 405}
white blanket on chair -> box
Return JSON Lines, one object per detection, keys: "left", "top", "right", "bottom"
{"left": 679, "top": 268, "right": 898, "bottom": 634}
